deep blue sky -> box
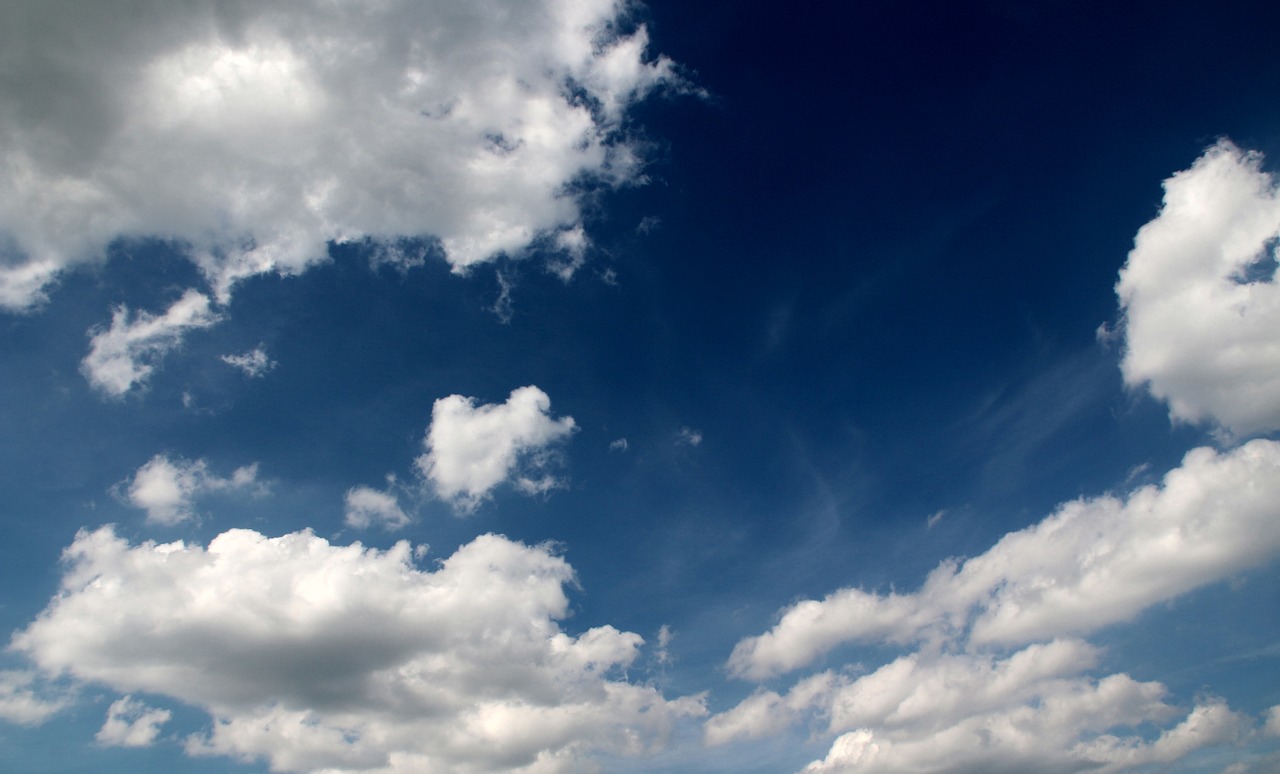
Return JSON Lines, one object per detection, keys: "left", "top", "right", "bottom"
{"left": 3, "top": 1, "right": 1280, "bottom": 772}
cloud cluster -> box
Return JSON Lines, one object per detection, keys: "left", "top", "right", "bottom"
{"left": 123, "top": 453, "right": 261, "bottom": 525}
{"left": 711, "top": 440, "right": 1280, "bottom": 771}
{"left": 1116, "top": 140, "right": 1280, "bottom": 436}
{"left": 0, "top": 0, "right": 681, "bottom": 312}
{"left": 0, "top": 670, "right": 68, "bottom": 726}
{"left": 418, "top": 386, "right": 577, "bottom": 511}
{"left": 12, "top": 526, "right": 704, "bottom": 772}
{"left": 221, "top": 346, "right": 276, "bottom": 378}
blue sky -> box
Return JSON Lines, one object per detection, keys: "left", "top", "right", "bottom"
{"left": 3, "top": 1, "right": 1280, "bottom": 772}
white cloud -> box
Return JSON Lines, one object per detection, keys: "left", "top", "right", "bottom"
{"left": 12, "top": 526, "right": 704, "bottom": 772}
{"left": 0, "top": 670, "right": 68, "bottom": 726}
{"left": 221, "top": 346, "right": 276, "bottom": 378}
{"left": 344, "top": 485, "right": 411, "bottom": 531}
{"left": 124, "top": 453, "right": 261, "bottom": 525}
{"left": 609, "top": 438, "right": 629, "bottom": 452}
{"left": 96, "top": 696, "right": 171, "bottom": 748}
{"left": 81, "top": 290, "right": 221, "bottom": 396}
{"left": 417, "top": 386, "right": 577, "bottom": 511}
{"left": 0, "top": 0, "right": 683, "bottom": 310}
{"left": 728, "top": 439, "right": 1280, "bottom": 680}
{"left": 676, "top": 427, "right": 702, "bottom": 447}
{"left": 1116, "top": 140, "right": 1280, "bottom": 436}
{"left": 711, "top": 440, "right": 1280, "bottom": 772}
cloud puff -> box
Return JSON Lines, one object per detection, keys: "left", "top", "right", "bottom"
{"left": 221, "top": 346, "right": 276, "bottom": 378}
{"left": 728, "top": 439, "right": 1280, "bottom": 680}
{"left": 344, "top": 485, "right": 411, "bottom": 531}
{"left": 0, "top": 670, "right": 68, "bottom": 726}
{"left": 417, "top": 386, "right": 577, "bottom": 511}
{"left": 1116, "top": 140, "right": 1280, "bottom": 436}
{"left": 711, "top": 441, "right": 1280, "bottom": 772}
{"left": 96, "top": 696, "right": 172, "bottom": 748}
{"left": 81, "top": 290, "right": 221, "bottom": 396}
{"left": 124, "top": 453, "right": 261, "bottom": 525}
{"left": 12, "top": 526, "right": 704, "bottom": 772}
{"left": 0, "top": 0, "right": 682, "bottom": 310}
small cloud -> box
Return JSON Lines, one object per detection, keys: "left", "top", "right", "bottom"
{"left": 344, "top": 485, "right": 411, "bottom": 531}
{"left": 122, "top": 454, "right": 263, "bottom": 525}
{"left": 926, "top": 510, "right": 947, "bottom": 530}
{"left": 656, "top": 624, "right": 673, "bottom": 665}
{"left": 220, "top": 346, "right": 276, "bottom": 378}
{"left": 416, "top": 386, "right": 577, "bottom": 513}
{"left": 96, "top": 696, "right": 170, "bottom": 748}
{"left": 82, "top": 290, "right": 221, "bottom": 397}
{"left": 636, "top": 216, "right": 661, "bottom": 234}
{"left": 600, "top": 267, "right": 619, "bottom": 286}
{"left": 547, "top": 225, "right": 588, "bottom": 282}
{"left": 676, "top": 427, "right": 702, "bottom": 447}
{"left": 609, "top": 438, "right": 629, "bottom": 452}
{"left": 0, "top": 670, "right": 69, "bottom": 726}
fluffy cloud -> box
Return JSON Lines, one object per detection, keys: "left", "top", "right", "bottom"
{"left": 344, "top": 485, "right": 411, "bottom": 531}
{"left": 711, "top": 441, "right": 1280, "bottom": 772}
{"left": 12, "top": 526, "right": 704, "bottom": 773}
{"left": 0, "top": 670, "right": 68, "bottom": 726}
{"left": 81, "top": 290, "right": 221, "bottom": 396}
{"left": 221, "top": 346, "right": 277, "bottom": 378}
{"left": 124, "top": 453, "right": 261, "bottom": 525}
{"left": 96, "top": 696, "right": 172, "bottom": 748}
{"left": 729, "top": 439, "right": 1280, "bottom": 680}
{"left": 417, "top": 386, "right": 577, "bottom": 511}
{"left": 1115, "top": 140, "right": 1280, "bottom": 436}
{"left": 0, "top": 0, "right": 682, "bottom": 311}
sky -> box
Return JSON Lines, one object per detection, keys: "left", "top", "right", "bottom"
{"left": 2, "top": 0, "right": 1280, "bottom": 772}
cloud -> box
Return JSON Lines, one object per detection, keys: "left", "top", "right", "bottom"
{"left": 221, "top": 346, "right": 276, "bottom": 378}
{"left": 417, "top": 386, "right": 577, "bottom": 511}
{"left": 96, "top": 696, "right": 171, "bottom": 748}
{"left": 676, "top": 427, "right": 702, "bottom": 447}
{"left": 0, "top": 670, "right": 68, "bottom": 726}
{"left": 728, "top": 439, "right": 1280, "bottom": 680}
{"left": 124, "top": 453, "right": 262, "bottom": 525}
{"left": 12, "top": 526, "right": 704, "bottom": 772}
{"left": 1115, "top": 140, "right": 1280, "bottom": 436}
{"left": 81, "top": 290, "right": 221, "bottom": 396}
{"left": 0, "top": 0, "right": 683, "bottom": 311}
{"left": 344, "top": 485, "right": 411, "bottom": 531}
{"left": 609, "top": 438, "right": 629, "bottom": 452}
{"left": 711, "top": 440, "right": 1280, "bottom": 772}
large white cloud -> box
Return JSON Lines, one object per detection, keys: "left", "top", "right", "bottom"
{"left": 12, "top": 526, "right": 704, "bottom": 773}
{"left": 1115, "top": 140, "right": 1280, "bottom": 436}
{"left": 711, "top": 440, "right": 1280, "bottom": 772}
{"left": 417, "top": 386, "right": 577, "bottom": 511}
{"left": 0, "top": 0, "right": 682, "bottom": 310}
{"left": 122, "top": 453, "right": 262, "bottom": 525}
{"left": 728, "top": 439, "right": 1280, "bottom": 680}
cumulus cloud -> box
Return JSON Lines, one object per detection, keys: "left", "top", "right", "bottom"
{"left": 728, "top": 439, "right": 1280, "bottom": 680}
{"left": 344, "top": 485, "right": 411, "bottom": 531}
{"left": 96, "top": 696, "right": 171, "bottom": 748}
{"left": 0, "top": 670, "right": 68, "bottom": 726}
{"left": 81, "top": 290, "right": 221, "bottom": 396}
{"left": 710, "top": 441, "right": 1280, "bottom": 772}
{"left": 0, "top": 0, "right": 683, "bottom": 311}
{"left": 417, "top": 386, "right": 577, "bottom": 511}
{"left": 12, "top": 526, "right": 704, "bottom": 772}
{"left": 123, "top": 453, "right": 261, "bottom": 525}
{"left": 1115, "top": 140, "right": 1280, "bottom": 436}
{"left": 221, "top": 346, "right": 276, "bottom": 378}
{"left": 676, "top": 427, "right": 702, "bottom": 447}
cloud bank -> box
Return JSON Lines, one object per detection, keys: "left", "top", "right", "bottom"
{"left": 13, "top": 526, "right": 704, "bottom": 772}
{"left": 418, "top": 386, "right": 577, "bottom": 511}
{"left": 1116, "top": 140, "right": 1280, "bottom": 436}
{"left": 712, "top": 440, "right": 1280, "bottom": 772}
{"left": 0, "top": 0, "right": 682, "bottom": 310}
